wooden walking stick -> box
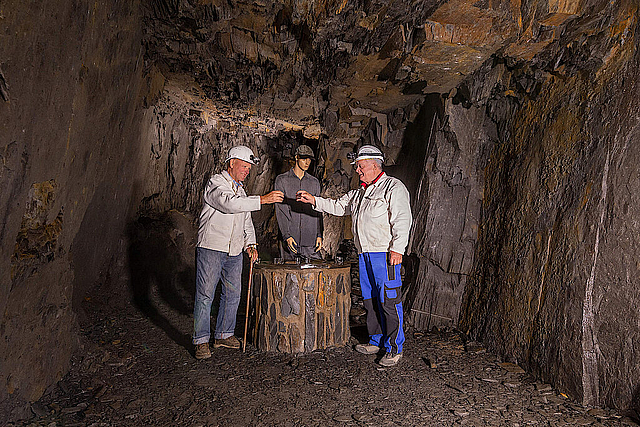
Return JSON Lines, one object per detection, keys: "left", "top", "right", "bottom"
{"left": 242, "top": 257, "right": 255, "bottom": 353}
{"left": 254, "top": 272, "right": 263, "bottom": 346}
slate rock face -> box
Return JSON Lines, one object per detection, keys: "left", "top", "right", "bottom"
{"left": 334, "top": 299, "right": 342, "bottom": 344}
{"left": 273, "top": 274, "right": 284, "bottom": 301}
{"left": 301, "top": 272, "right": 315, "bottom": 291}
{"left": 0, "top": 0, "right": 145, "bottom": 416}
{"left": 457, "top": 4, "right": 640, "bottom": 410}
{"left": 304, "top": 292, "right": 316, "bottom": 352}
{"left": 281, "top": 274, "right": 300, "bottom": 317}
{"left": 336, "top": 273, "right": 344, "bottom": 295}
{"left": 404, "top": 97, "right": 494, "bottom": 331}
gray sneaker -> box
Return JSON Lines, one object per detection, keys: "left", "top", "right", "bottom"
{"left": 378, "top": 352, "right": 402, "bottom": 367}
{"left": 195, "top": 343, "right": 211, "bottom": 360}
{"left": 355, "top": 344, "right": 381, "bottom": 355}
{"left": 213, "top": 336, "right": 241, "bottom": 349}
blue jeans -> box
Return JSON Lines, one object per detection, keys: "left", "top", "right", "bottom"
{"left": 359, "top": 252, "right": 405, "bottom": 354}
{"left": 193, "top": 247, "right": 243, "bottom": 345}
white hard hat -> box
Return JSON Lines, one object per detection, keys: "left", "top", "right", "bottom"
{"left": 350, "top": 145, "right": 384, "bottom": 164}
{"left": 225, "top": 145, "right": 259, "bottom": 165}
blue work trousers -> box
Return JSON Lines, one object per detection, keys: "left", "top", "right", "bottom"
{"left": 193, "top": 247, "right": 243, "bottom": 344}
{"left": 359, "top": 252, "right": 405, "bottom": 354}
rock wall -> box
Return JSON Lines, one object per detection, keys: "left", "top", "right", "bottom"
{"left": 0, "top": 0, "right": 145, "bottom": 418}
{"left": 405, "top": 92, "right": 496, "bottom": 330}
{"left": 133, "top": 76, "right": 323, "bottom": 258}
{"left": 459, "top": 1, "right": 640, "bottom": 410}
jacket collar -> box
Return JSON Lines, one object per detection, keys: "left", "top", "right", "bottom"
{"left": 360, "top": 171, "right": 385, "bottom": 189}
{"left": 222, "top": 170, "right": 243, "bottom": 188}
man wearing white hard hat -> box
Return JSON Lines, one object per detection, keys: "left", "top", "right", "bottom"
{"left": 297, "top": 145, "right": 412, "bottom": 367}
{"left": 193, "top": 145, "right": 283, "bottom": 359}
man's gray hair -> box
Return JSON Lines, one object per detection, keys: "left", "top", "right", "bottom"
{"left": 373, "top": 159, "right": 383, "bottom": 169}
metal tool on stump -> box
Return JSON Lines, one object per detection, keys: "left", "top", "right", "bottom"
{"left": 242, "top": 258, "right": 255, "bottom": 352}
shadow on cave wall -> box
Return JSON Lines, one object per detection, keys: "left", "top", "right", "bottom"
{"left": 387, "top": 93, "right": 444, "bottom": 199}
{"left": 126, "top": 212, "right": 195, "bottom": 351}
{"left": 385, "top": 93, "right": 444, "bottom": 327}
{"left": 125, "top": 210, "right": 259, "bottom": 351}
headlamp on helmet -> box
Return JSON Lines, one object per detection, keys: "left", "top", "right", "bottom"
{"left": 350, "top": 145, "right": 384, "bottom": 164}
{"left": 225, "top": 146, "right": 260, "bottom": 165}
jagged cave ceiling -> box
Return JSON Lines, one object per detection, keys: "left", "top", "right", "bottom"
{"left": 143, "top": 0, "right": 606, "bottom": 128}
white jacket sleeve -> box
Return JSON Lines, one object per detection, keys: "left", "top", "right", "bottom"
{"left": 244, "top": 211, "right": 257, "bottom": 248}
{"left": 387, "top": 181, "right": 412, "bottom": 254}
{"left": 204, "top": 179, "right": 261, "bottom": 214}
{"left": 314, "top": 190, "right": 355, "bottom": 217}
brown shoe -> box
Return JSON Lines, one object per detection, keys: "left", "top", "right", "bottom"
{"left": 213, "top": 336, "right": 241, "bottom": 349}
{"left": 355, "top": 344, "right": 381, "bottom": 355}
{"left": 195, "top": 343, "right": 211, "bottom": 360}
{"left": 378, "top": 352, "right": 402, "bottom": 367}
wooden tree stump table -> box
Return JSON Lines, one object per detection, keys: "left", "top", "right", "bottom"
{"left": 252, "top": 262, "right": 351, "bottom": 353}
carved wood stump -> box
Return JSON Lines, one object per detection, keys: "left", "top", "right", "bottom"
{"left": 252, "top": 262, "right": 351, "bottom": 353}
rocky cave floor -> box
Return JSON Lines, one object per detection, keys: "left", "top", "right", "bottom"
{"left": 11, "top": 272, "right": 640, "bottom": 427}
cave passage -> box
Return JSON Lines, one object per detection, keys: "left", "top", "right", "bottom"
{"left": 2, "top": 0, "right": 640, "bottom": 424}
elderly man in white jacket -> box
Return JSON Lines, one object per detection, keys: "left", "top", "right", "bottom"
{"left": 297, "top": 145, "right": 412, "bottom": 367}
{"left": 194, "top": 146, "right": 283, "bottom": 360}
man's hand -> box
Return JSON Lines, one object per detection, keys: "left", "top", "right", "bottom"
{"left": 315, "top": 237, "right": 322, "bottom": 252}
{"left": 246, "top": 245, "right": 258, "bottom": 263}
{"left": 286, "top": 237, "right": 298, "bottom": 254}
{"left": 261, "top": 190, "right": 284, "bottom": 204}
{"left": 296, "top": 190, "right": 316, "bottom": 205}
{"left": 388, "top": 251, "right": 403, "bottom": 265}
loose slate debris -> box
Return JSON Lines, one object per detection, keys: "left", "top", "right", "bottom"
{"left": 11, "top": 285, "right": 635, "bottom": 427}
{"left": 498, "top": 362, "right": 526, "bottom": 374}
